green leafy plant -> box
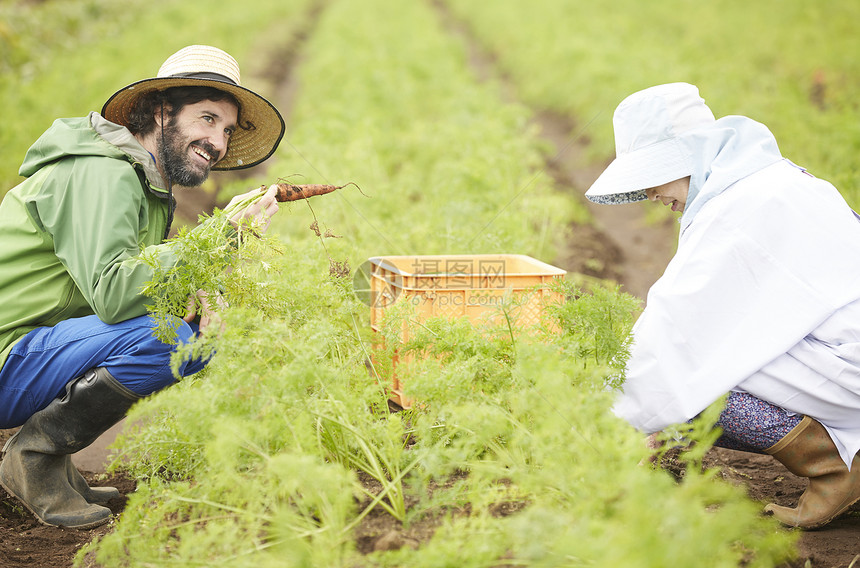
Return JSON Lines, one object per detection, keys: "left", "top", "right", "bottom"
{"left": 314, "top": 399, "right": 420, "bottom": 522}
{"left": 654, "top": 394, "right": 730, "bottom": 473}
{"left": 139, "top": 191, "right": 290, "bottom": 379}
{"left": 548, "top": 280, "right": 641, "bottom": 386}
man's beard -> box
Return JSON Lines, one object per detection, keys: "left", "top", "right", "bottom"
{"left": 157, "top": 119, "right": 219, "bottom": 187}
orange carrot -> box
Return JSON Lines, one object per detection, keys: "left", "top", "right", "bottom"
{"left": 274, "top": 182, "right": 360, "bottom": 202}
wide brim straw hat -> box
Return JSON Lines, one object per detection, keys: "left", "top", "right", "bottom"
{"left": 102, "top": 45, "right": 285, "bottom": 171}
{"left": 585, "top": 83, "right": 715, "bottom": 204}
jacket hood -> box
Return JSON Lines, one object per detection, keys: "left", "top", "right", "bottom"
{"left": 678, "top": 115, "right": 783, "bottom": 234}
{"left": 18, "top": 112, "right": 167, "bottom": 194}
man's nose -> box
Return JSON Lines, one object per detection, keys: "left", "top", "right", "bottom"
{"left": 211, "top": 134, "right": 229, "bottom": 162}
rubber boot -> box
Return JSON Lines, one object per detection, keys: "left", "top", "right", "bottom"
{"left": 0, "top": 368, "right": 141, "bottom": 529}
{"left": 763, "top": 416, "right": 860, "bottom": 529}
{"left": 66, "top": 456, "right": 120, "bottom": 504}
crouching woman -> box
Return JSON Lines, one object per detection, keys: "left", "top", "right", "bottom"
{"left": 585, "top": 82, "right": 860, "bottom": 529}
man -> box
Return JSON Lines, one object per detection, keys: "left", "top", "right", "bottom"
{"left": 585, "top": 83, "right": 860, "bottom": 529}
{"left": 0, "top": 45, "right": 285, "bottom": 529}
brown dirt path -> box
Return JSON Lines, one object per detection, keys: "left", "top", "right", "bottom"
{"left": 433, "top": 0, "right": 674, "bottom": 300}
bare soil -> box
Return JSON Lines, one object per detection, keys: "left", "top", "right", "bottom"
{"left": 1, "top": 3, "right": 857, "bottom": 566}
{"left": 706, "top": 448, "right": 860, "bottom": 567}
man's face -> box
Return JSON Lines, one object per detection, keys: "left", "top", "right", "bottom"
{"left": 157, "top": 98, "right": 239, "bottom": 187}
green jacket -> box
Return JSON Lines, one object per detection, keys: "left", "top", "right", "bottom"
{"left": 0, "top": 112, "right": 176, "bottom": 367}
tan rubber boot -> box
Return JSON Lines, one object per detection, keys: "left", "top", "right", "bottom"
{"left": 764, "top": 416, "right": 860, "bottom": 529}
{"left": 0, "top": 368, "right": 140, "bottom": 528}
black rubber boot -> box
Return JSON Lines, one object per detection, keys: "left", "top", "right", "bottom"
{"left": 0, "top": 368, "right": 141, "bottom": 529}
{"left": 66, "top": 456, "right": 120, "bottom": 504}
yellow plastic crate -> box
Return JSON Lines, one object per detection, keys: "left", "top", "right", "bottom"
{"left": 368, "top": 254, "right": 566, "bottom": 406}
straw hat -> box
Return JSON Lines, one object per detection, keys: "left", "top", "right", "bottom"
{"left": 585, "top": 83, "right": 715, "bottom": 204}
{"left": 102, "top": 45, "right": 284, "bottom": 170}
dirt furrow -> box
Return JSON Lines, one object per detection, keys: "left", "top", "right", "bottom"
{"left": 428, "top": 0, "right": 675, "bottom": 300}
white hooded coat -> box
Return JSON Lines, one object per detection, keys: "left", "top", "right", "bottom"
{"left": 613, "top": 116, "right": 860, "bottom": 467}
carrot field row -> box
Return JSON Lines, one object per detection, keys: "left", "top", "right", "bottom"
{"left": 79, "top": 0, "right": 798, "bottom": 565}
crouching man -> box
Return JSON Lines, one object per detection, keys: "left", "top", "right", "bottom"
{"left": 0, "top": 45, "right": 284, "bottom": 529}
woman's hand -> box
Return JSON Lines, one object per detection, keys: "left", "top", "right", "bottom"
{"left": 638, "top": 432, "right": 664, "bottom": 467}
{"left": 645, "top": 432, "right": 663, "bottom": 450}
{"left": 227, "top": 184, "right": 279, "bottom": 234}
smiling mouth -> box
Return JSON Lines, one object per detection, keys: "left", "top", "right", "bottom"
{"left": 191, "top": 145, "right": 213, "bottom": 164}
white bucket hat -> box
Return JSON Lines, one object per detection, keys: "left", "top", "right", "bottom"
{"left": 102, "top": 45, "right": 285, "bottom": 171}
{"left": 585, "top": 83, "right": 716, "bottom": 204}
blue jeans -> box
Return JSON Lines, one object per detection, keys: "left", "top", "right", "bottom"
{"left": 0, "top": 314, "right": 207, "bottom": 428}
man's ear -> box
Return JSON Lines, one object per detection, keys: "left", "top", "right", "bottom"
{"left": 153, "top": 103, "right": 173, "bottom": 128}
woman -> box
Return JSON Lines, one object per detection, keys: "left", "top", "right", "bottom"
{"left": 585, "top": 82, "right": 860, "bottom": 529}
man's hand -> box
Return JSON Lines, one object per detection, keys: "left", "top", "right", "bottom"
{"left": 184, "top": 290, "right": 227, "bottom": 337}
{"left": 227, "top": 184, "right": 279, "bottom": 234}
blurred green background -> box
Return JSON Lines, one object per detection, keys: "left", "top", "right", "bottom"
{"left": 2, "top": 0, "right": 857, "bottom": 204}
